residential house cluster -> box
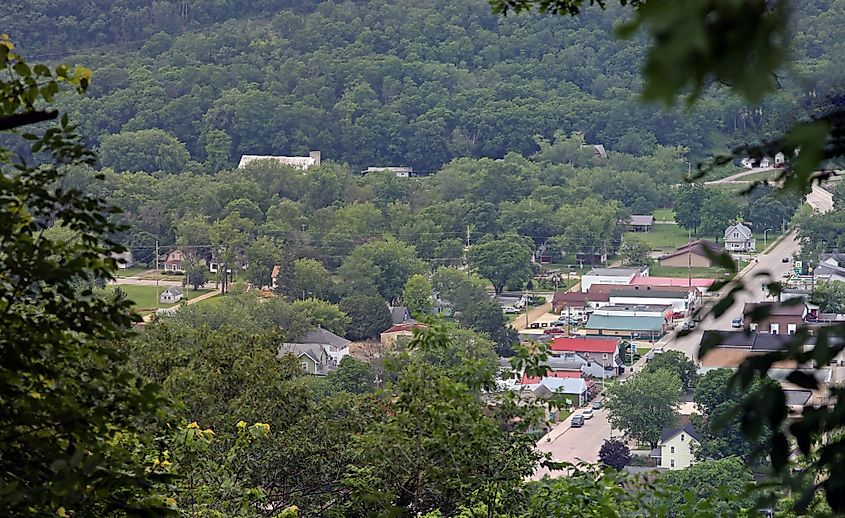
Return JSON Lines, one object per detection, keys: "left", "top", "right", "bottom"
{"left": 516, "top": 337, "right": 623, "bottom": 410}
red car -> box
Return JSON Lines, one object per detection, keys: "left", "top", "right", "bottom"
{"left": 671, "top": 311, "right": 686, "bottom": 320}
{"left": 544, "top": 327, "right": 565, "bottom": 334}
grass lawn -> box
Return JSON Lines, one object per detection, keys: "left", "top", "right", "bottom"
{"left": 107, "top": 285, "right": 213, "bottom": 312}
{"left": 626, "top": 225, "right": 693, "bottom": 250}
{"left": 652, "top": 208, "right": 676, "bottom": 222}
{"left": 649, "top": 265, "right": 731, "bottom": 278}
{"left": 740, "top": 169, "right": 783, "bottom": 182}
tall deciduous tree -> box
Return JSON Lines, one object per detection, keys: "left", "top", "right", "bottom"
{"left": 402, "top": 274, "right": 433, "bottom": 317}
{"left": 812, "top": 280, "right": 845, "bottom": 314}
{"left": 467, "top": 236, "right": 534, "bottom": 294}
{"left": 99, "top": 128, "right": 190, "bottom": 173}
{"left": 673, "top": 183, "right": 708, "bottom": 233}
{"left": 618, "top": 235, "right": 652, "bottom": 267}
{"left": 642, "top": 350, "right": 699, "bottom": 393}
{"left": 343, "top": 239, "right": 427, "bottom": 301}
{"left": 339, "top": 294, "right": 393, "bottom": 341}
{"left": 605, "top": 368, "right": 681, "bottom": 448}
{"left": 598, "top": 439, "right": 631, "bottom": 470}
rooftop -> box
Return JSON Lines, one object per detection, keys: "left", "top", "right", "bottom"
{"left": 630, "top": 215, "right": 655, "bottom": 226}
{"left": 584, "top": 314, "right": 665, "bottom": 332}
{"left": 521, "top": 370, "right": 582, "bottom": 384}
{"left": 550, "top": 337, "right": 620, "bottom": 354}
{"left": 610, "top": 287, "right": 692, "bottom": 298}
{"left": 631, "top": 276, "right": 715, "bottom": 289}
{"left": 699, "top": 330, "right": 792, "bottom": 351}
{"left": 660, "top": 422, "right": 702, "bottom": 444}
{"left": 585, "top": 267, "right": 643, "bottom": 277}
{"left": 296, "top": 327, "right": 351, "bottom": 350}
{"left": 596, "top": 304, "right": 672, "bottom": 313}
{"left": 743, "top": 301, "right": 806, "bottom": 318}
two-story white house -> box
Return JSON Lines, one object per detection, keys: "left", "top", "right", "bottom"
{"left": 651, "top": 422, "right": 701, "bottom": 470}
{"left": 724, "top": 222, "right": 756, "bottom": 252}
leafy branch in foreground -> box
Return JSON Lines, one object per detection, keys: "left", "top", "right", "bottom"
{"left": 0, "top": 37, "right": 171, "bottom": 515}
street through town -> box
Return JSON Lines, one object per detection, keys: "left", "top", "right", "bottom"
{"left": 530, "top": 185, "right": 834, "bottom": 477}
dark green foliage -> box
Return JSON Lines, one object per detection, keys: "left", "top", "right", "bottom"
{"left": 0, "top": 40, "right": 170, "bottom": 515}
{"left": 642, "top": 350, "right": 699, "bottom": 393}
{"left": 661, "top": 457, "right": 756, "bottom": 516}
{"left": 812, "top": 281, "right": 845, "bottom": 314}
{"left": 339, "top": 294, "right": 394, "bottom": 341}
{"left": 467, "top": 236, "right": 534, "bottom": 294}
{"left": 604, "top": 368, "right": 681, "bottom": 448}
{"left": 328, "top": 357, "right": 377, "bottom": 394}
{"left": 598, "top": 439, "right": 631, "bottom": 470}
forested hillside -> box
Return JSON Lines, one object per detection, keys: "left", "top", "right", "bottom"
{"left": 5, "top": 0, "right": 836, "bottom": 170}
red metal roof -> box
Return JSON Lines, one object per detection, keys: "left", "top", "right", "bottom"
{"left": 631, "top": 276, "right": 714, "bottom": 288}
{"left": 550, "top": 337, "right": 619, "bottom": 354}
{"left": 521, "top": 370, "right": 582, "bottom": 384}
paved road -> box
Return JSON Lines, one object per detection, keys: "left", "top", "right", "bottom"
{"left": 111, "top": 276, "right": 182, "bottom": 287}
{"left": 705, "top": 167, "right": 776, "bottom": 184}
{"left": 533, "top": 404, "right": 615, "bottom": 479}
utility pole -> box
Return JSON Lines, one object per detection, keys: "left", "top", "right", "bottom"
{"left": 687, "top": 229, "right": 692, "bottom": 291}
{"left": 155, "top": 239, "right": 160, "bottom": 312}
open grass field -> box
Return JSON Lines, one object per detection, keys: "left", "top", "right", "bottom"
{"left": 626, "top": 225, "right": 693, "bottom": 250}
{"left": 114, "top": 267, "right": 149, "bottom": 278}
{"left": 651, "top": 208, "right": 676, "bottom": 222}
{"left": 106, "top": 285, "right": 213, "bottom": 312}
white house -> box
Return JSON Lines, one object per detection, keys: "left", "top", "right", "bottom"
{"left": 651, "top": 422, "right": 701, "bottom": 470}
{"left": 281, "top": 327, "right": 351, "bottom": 370}
{"left": 238, "top": 151, "right": 321, "bottom": 170}
{"left": 724, "top": 223, "right": 756, "bottom": 252}
{"left": 159, "top": 287, "right": 183, "bottom": 304}
{"left": 519, "top": 373, "right": 590, "bottom": 407}
{"left": 580, "top": 267, "right": 647, "bottom": 293}
{"left": 363, "top": 166, "right": 414, "bottom": 177}
{"left": 815, "top": 253, "right": 845, "bottom": 283}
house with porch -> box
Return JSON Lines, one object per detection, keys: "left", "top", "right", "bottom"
{"left": 650, "top": 422, "right": 701, "bottom": 470}
{"left": 628, "top": 215, "right": 655, "bottom": 232}
{"left": 724, "top": 223, "right": 756, "bottom": 252}
{"left": 278, "top": 327, "right": 351, "bottom": 375}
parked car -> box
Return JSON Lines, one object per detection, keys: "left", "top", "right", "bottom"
{"left": 591, "top": 400, "right": 602, "bottom": 410}
{"left": 652, "top": 347, "right": 665, "bottom": 355}
{"left": 544, "top": 327, "right": 565, "bottom": 334}
{"left": 671, "top": 311, "right": 686, "bottom": 320}
{"left": 782, "top": 271, "right": 791, "bottom": 278}
{"left": 782, "top": 257, "right": 791, "bottom": 263}
{"left": 502, "top": 306, "right": 518, "bottom": 314}
{"left": 581, "top": 408, "right": 594, "bottom": 420}
{"left": 681, "top": 320, "right": 696, "bottom": 331}
{"left": 731, "top": 317, "right": 743, "bottom": 328}
{"left": 571, "top": 415, "right": 584, "bottom": 428}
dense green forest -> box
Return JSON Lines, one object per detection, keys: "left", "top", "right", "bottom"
{"left": 5, "top": 0, "right": 840, "bottom": 171}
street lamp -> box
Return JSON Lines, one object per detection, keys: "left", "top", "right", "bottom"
{"left": 764, "top": 228, "right": 773, "bottom": 248}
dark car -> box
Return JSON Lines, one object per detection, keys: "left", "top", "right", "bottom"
{"left": 571, "top": 415, "right": 584, "bottom": 428}
{"left": 782, "top": 257, "right": 790, "bottom": 263}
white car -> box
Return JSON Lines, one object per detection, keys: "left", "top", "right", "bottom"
{"left": 502, "top": 306, "right": 518, "bottom": 314}
{"left": 581, "top": 408, "right": 594, "bottom": 420}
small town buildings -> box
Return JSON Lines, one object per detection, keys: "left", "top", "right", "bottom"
{"left": 628, "top": 215, "right": 655, "bottom": 232}
{"left": 609, "top": 286, "right": 697, "bottom": 313}
{"left": 380, "top": 322, "right": 426, "bottom": 346}
{"left": 548, "top": 337, "right": 623, "bottom": 376}
{"left": 658, "top": 240, "right": 724, "bottom": 268}
{"left": 159, "top": 286, "right": 183, "bottom": 304}
{"left": 699, "top": 330, "right": 792, "bottom": 368}
{"left": 724, "top": 223, "right": 756, "bottom": 252}
{"left": 814, "top": 253, "right": 845, "bottom": 283}
{"left": 592, "top": 304, "right": 673, "bottom": 320}
{"left": 278, "top": 343, "right": 333, "bottom": 375}
{"left": 584, "top": 313, "right": 666, "bottom": 339}
{"left": 651, "top": 422, "right": 701, "bottom": 470}
{"left": 630, "top": 276, "right": 715, "bottom": 294}
{"left": 278, "top": 327, "right": 350, "bottom": 375}
{"left": 362, "top": 166, "right": 414, "bottom": 177}
{"left": 389, "top": 306, "right": 415, "bottom": 325}
{"left": 543, "top": 355, "right": 609, "bottom": 379}
{"left": 576, "top": 250, "right": 608, "bottom": 266}
{"left": 743, "top": 301, "right": 807, "bottom": 335}
{"left": 519, "top": 373, "right": 591, "bottom": 407}
{"left": 552, "top": 291, "right": 590, "bottom": 314}
{"left": 162, "top": 249, "right": 187, "bottom": 272}
{"left": 580, "top": 267, "right": 648, "bottom": 293}
{"left": 238, "top": 151, "right": 321, "bottom": 170}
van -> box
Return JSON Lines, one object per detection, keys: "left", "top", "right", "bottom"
{"left": 571, "top": 415, "right": 584, "bottom": 428}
